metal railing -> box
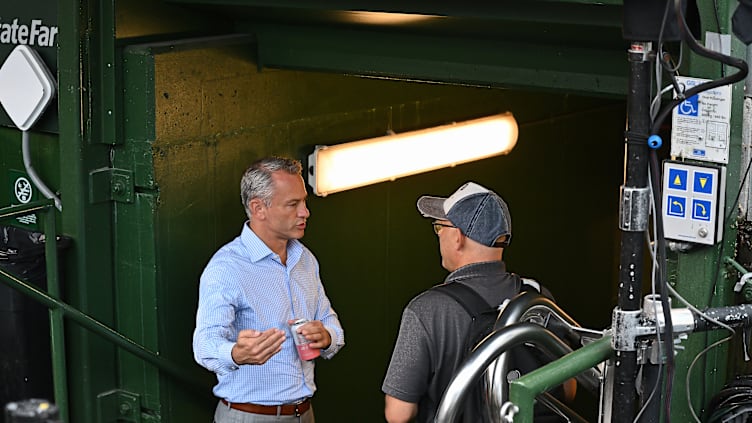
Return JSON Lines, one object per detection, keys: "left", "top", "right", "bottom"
{"left": 435, "top": 290, "right": 607, "bottom": 423}
{"left": 508, "top": 335, "right": 614, "bottom": 422}
{"left": 0, "top": 200, "right": 202, "bottom": 422}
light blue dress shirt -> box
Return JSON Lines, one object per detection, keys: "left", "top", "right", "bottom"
{"left": 193, "top": 223, "right": 345, "bottom": 404}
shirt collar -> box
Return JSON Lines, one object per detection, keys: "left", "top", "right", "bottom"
{"left": 240, "top": 222, "right": 303, "bottom": 265}
{"left": 446, "top": 260, "right": 507, "bottom": 282}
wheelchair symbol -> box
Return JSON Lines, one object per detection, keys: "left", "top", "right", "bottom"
{"left": 679, "top": 101, "right": 696, "bottom": 114}
{"left": 677, "top": 94, "right": 699, "bottom": 117}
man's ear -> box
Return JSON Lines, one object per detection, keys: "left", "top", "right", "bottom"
{"left": 249, "top": 198, "right": 266, "bottom": 219}
{"left": 451, "top": 228, "right": 466, "bottom": 250}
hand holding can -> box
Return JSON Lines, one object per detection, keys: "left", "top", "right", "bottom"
{"left": 289, "top": 319, "right": 321, "bottom": 361}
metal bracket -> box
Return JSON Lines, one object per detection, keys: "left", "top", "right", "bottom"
{"left": 642, "top": 295, "right": 695, "bottom": 334}
{"left": 611, "top": 308, "right": 642, "bottom": 351}
{"left": 613, "top": 295, "right": 697, "bottom": 354}
{"left": 636, "top": 333, "right": 688, "bottom": 365}
{"left": 89, "top": 168, "right": 135, "bottom": 204}
{"left": 97, "top": 389, "right": 142, "bottom": 423}
{"left": 619, "top": 186, "right": 650, "bottom": 232}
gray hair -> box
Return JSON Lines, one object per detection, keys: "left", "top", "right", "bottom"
{"left": 241, "top": 156, "right": 304, "bottom": 220}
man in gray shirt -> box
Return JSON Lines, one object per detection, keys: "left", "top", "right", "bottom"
{"left": 383, "top": 181, "right": 523, "bottom": 423}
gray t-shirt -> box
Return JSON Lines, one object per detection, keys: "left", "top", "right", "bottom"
{"left": 382, "top": 261, "right": 521, "bottom": 423}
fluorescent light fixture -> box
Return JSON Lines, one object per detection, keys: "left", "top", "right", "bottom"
{"left": 308, "top": 112, "right": 518, "bottom": 196}
{"left": 333, "top": 11, "right": 440, "bottom": 25}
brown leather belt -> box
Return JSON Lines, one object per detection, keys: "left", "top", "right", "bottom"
{"left": 220, "top": 398, "right": 311, "bottom": 416}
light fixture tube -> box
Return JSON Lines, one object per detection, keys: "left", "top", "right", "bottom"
{"left": 308, "top": 112, "right": 518, "bottom": 196}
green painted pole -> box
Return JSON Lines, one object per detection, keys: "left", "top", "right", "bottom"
{"left": 43, "top": 209, "right": 69, "bottom": 422}
{"left": 723, "top": 256, "right": 748, "bottom": 275}
{"left": 509, "top": 335, "right": 614, "bottom": 422}
{"left": 0, "top": 201, "right": 70, "bottom": 419}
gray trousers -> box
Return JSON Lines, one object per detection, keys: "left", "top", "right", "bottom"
{"left": 213, "top": 401, "right": 315, "bottom": 423}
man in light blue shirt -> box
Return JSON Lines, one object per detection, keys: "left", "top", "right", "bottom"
{"left": 193, "top": 156, "right": 345, "bottom": 422}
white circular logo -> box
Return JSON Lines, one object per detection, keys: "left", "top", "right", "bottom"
{"left": 14, "top": 176, "right": 33, "bottom": 204}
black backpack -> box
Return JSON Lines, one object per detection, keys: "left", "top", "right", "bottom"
{"left": 433, "top": 277, "right": 549, "bottom": 423}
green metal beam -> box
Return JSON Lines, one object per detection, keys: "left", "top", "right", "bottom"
{"left": 164, "top": 0, "right": 624, "bottom": 17}
{"left": 249, "top": 23, "right": 627, "bottom": 96}
{"left": 58, "top": 0, "right": 118, "bottom": 421}
{"left": 509, "top": 335, "right": 614, "bottom": 422}
{"left": 162, "top": 0, "right": 628, "bottom": 95}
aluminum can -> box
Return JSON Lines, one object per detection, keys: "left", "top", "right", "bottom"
{"left": 289, "top": 318, "right": 320, "bottom": 361}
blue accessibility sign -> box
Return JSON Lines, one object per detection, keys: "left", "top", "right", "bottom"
{"left": 678, "top": 95, "right": 699, "bottom": 117}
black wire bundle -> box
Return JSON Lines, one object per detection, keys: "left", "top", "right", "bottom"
{"left": 650, "top": 0, "right": 748, "bottom": 136}
{"left": 706, "top": 375, "right": 752, "bottom": 422}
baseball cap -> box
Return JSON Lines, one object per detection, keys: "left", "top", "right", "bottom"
{"left": 416, "top": 182, "right": 511, "bottom": 247}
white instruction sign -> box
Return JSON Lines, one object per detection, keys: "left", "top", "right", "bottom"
{"left": 670, "top": 76, "right": 732, "bottom": 164}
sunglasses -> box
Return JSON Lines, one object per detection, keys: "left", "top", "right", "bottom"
{"left": 432, "top": 222, "right": 457, "bottom": 235}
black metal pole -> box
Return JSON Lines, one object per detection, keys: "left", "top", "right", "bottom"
{"left": 613, "top": 41, "right": 653, "bottom": 423}
{"left": 638, "top": 355, "right": 662, "bottom": 423}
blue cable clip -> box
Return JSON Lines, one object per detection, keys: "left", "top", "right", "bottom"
{"left": 648, "top": 135, "right": 662, "bottom": 149}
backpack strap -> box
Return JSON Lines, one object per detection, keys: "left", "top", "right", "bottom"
{"left": 508, "top": 272, "right": 541, "bottom": 293}
{"left": 432, "top": 282, "right": 492, "bottom": 318}
{"left": 435, "top": 275, "right": 542, "bottom": 316}
{"left": 520, "top": 277, "right": 541, "bottom": 293}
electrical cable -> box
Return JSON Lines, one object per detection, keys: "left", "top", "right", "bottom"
{"left": 653, "top": 70, "right": 663, "bottom": 125}
{"left": 649, "top": 0, "right": 749, "bottom": 136}
{"left": 711, "top": 0, "right": 726, "bottom": 78}
{"left": 633, "top": 169, "right": 665, "bottom": 423}
{"left": 659, "top": 55, "right": 683, "bottom": 104}
{"left": 21, "top": 130, "right": 62, "bottom": 211}
{"left": 652, "top": 2, "right": 668, "bottom": 122}
{"left": 705, "top": 375, "right": 752, "bottom": 422}
{"left": 645, "top": 7, "right": 683, "bottom": 420}
{"left": 648, "top": 148, "right": 676, "bottom": 423}
{"left": 652, "top": 63, "right": 663, "bottom": 120}
{"left": 660, "top": 45, "right": 684, "bottom": 75}
{"left": 650, "top": 85, "right": 675, "bottom": 121}
{"left": 666, "top": 282, "right": 735, "bottom": 422}
{"left": 712, "top": 0, "right": 722, "bottom": 34}
{"left": 656, "top": 0, "right": 684, "bottom": 105}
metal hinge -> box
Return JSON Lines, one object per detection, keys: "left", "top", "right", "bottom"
{"left": 97, "top": 389, "right": 142, "bottom": 423}
{"left": 89, "top": 168, "right": 134, "bottom": 204}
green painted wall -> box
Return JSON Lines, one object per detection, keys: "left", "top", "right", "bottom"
{"left": 0, "top": 129, "right": 59, "bottom": 224}
{"left": 113, "top": 35, "right": 625, "bottom": 421}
